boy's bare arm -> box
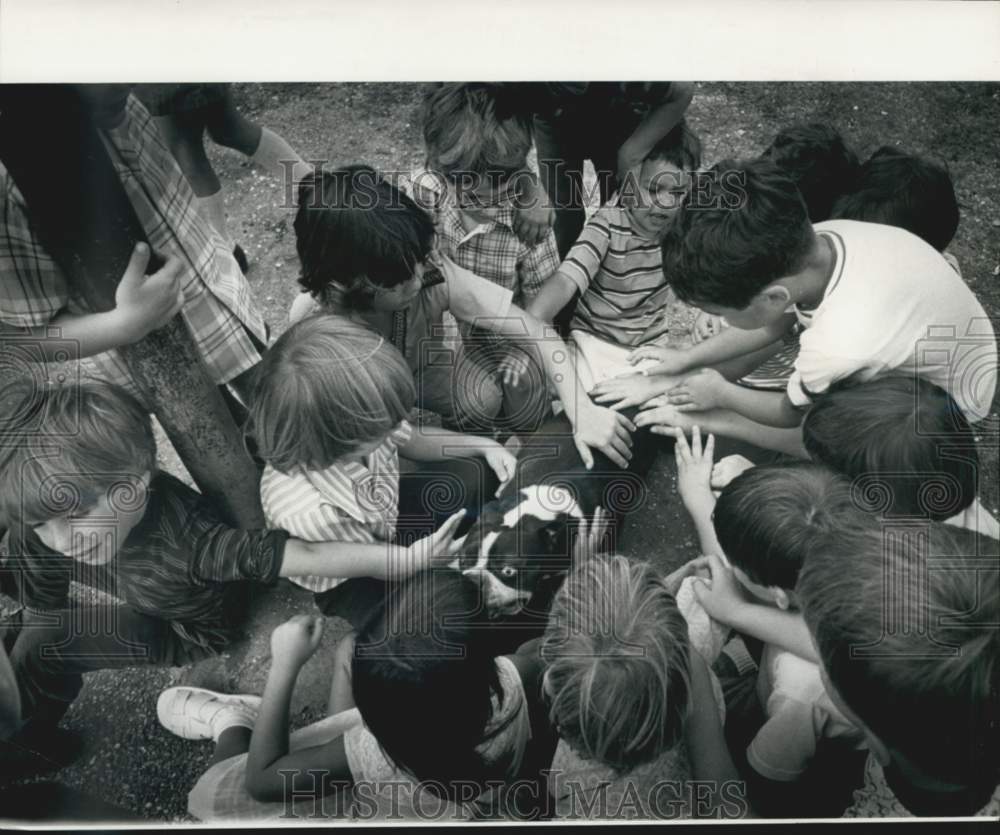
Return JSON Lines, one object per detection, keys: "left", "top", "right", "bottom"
{"left": 632, "top": 314, "right": 796, "bottom": 377}
{"left": 524, "top": 271, "right": 578, "bottom": 323}
{"left": 725, "top": 606, "right": 818, "bottom": 664}
{"left": 279, "top": 512, "right": 467, "bottom": 581}
{"left": 616, "top": 83, "right": 695, "bottom": 184}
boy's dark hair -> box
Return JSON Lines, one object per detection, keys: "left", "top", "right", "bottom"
{"left": 645, "top": 118, "right": 702, "bottom": 172}
{"left": 761, "top": 123, "right": 860, "bottom": 222}
{"left": 830, "top": 146, "right": 960, "bottom": 252}
{"left": 803, "top": 376, "right": 977, "bottom": 521}
{"left": 799, "top": 516, "right": 998, "bottom": 793}
{"left": 422, "top": 83, "right": 532, "bottom": 181}
{"left": 663, "top": 158, "right": 815, "bottom": 309}
{"left": 0, "top": 378, "right": 155, "bottom": 527}
{"left": 712, "top": 463, "right": 855, "bottom": 590}
{"left": 352, "top": 569, "right": 509, "bottom": 804}
{"left": 294, "top": 165, "right": 434, "bottom": 303}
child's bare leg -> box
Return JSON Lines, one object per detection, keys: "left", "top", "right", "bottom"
{"left": 327, "top": 633, "right": 356, "bottom": 716}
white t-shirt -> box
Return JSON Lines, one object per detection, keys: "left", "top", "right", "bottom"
{"left": 788, "top": 220, "right": 997, "bottom": 423}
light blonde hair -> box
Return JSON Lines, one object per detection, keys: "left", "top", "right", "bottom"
{"left": 541, "top": 555, "right": 691, "bottom": 773}
{"left": 247, "top": 314, "right": 415, "bottom": 472}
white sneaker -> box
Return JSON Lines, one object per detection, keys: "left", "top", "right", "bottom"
{"left": 157, "top": 686, "right": 261, "bottom": 742}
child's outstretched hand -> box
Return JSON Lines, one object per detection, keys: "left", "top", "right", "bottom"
{"left": 667, "top": 368, "right": 729, "bottom": 412}
{"left": 511, "top": 176, "right": 555, "bottom": 246}
{"left": 691, "top": 552, "right": 750, "bottom": 624}
{"left": 570, "top": 506, "right": 611, "bottom": 570}
{"left": 674, "top": 425, "right": 716, "bottom": 520}
{"left": 497, "top": 350, "right": 531, "bottom": 388}
{"left": 405, "top": 510, "right": 468, "bottom": 573}
{"left": 591, "top": 372, "right": 663, "bottom": 411}
{"left": 114, "top": 243, "right": 185, "bottom": 343}
{"left": 627, "top": 344, "right": 691, "bottom": 377}
{"left": 271, "top": 614, "right": 324, "bottom": 671}
{"left": 482, "top": 443, "right": 518, "bottom": 497}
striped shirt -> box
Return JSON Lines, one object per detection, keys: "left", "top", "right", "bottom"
{"left": 0, "top": 471, "right": 288, "bottom": 651}
{"left": 0, "top": 95, "right": 267, "bottom": 403}
{"left": 564, "top": 206, "right": 673, "bottom": 348}
{"left": 260, "top": 421, "right": 413, "bottom": 594}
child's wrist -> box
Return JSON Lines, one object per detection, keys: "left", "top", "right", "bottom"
{"left": 109, "top": 306, "right": 148, "bottom": 345}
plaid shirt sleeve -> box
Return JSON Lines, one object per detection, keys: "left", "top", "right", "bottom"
{"left": 517, "top": 230, "right": 561, "bottom": 302}
{"left": 0, "top": 164, "right": 70, "bottom": 328}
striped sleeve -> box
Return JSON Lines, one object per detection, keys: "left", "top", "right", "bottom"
{"left": 560, "top": 212, "right": 611, "bottom": 294}
{"left": 190, "top": 525, "right": 289, "bottom": 585}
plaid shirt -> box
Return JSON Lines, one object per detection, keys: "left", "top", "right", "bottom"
{"left": 405, "top": 169, "right": 559, "bottom": 348}
{"left": 260, "top": 421, "right": 413, "bottom": 594}
{"left": 1, "top": 471, "right": 288, "bottom": 651}
{"left": 0, "top": 95, "right": 267, "bottom": 401}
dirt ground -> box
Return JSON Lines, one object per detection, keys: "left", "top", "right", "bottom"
{"left": 1, "top": 82, "right": 998, "bottom": 823}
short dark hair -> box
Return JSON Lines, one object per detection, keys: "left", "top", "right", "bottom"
{"left": 761, "top": 123, "right": 860, "bottom": 222}
{"left": 294, "top": 165, "right": 435, "bottom": 303}
{"left": 799, "top": 516, "right": 999, "bottom": 790}
{"left": 247, "top": 315, "right": 415, "bottom": 472}
{"left": 645, "top": 119, "right": 702, "bottom": 171}
{"left": 712, "top": 463, "right": 855, "bottom": 590}
{"left": 830, "top": 146, "right": 959, "bottom": 252}
{"left": 802, "top": 376, "right": 977, "bottom": 521}
{"left": 663, "top": 158, "right": 815, "bottom": 309}
{"left": 352, "top": 569, "right": 507, "bottom": 803}
{"left": 0, "top": 378, "right": 155, "bottom": 527}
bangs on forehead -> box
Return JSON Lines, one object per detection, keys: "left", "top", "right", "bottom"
{"left": 2, "top": 449, "right": 104, "bottom": 526}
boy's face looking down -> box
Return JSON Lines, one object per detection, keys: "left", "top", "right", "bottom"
{"left": 626, "top": 159, "right": 690, "bottom": 239}
{"left": 31, "top": 472, "right": 151, "bottom": 565}
{"left": 694, "top": 283, "right": 792, "bottom": 330}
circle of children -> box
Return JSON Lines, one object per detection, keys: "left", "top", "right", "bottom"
{"left": 0, "top": 82, "right": 997, "bottom": 822}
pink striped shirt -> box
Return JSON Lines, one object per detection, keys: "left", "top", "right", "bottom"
{"left": 260, "top": 421, "right": 413, "bottom": 593}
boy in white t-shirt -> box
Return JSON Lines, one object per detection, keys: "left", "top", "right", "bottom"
{"left": 626, "top": 158, "right": 996, "bottom": 450}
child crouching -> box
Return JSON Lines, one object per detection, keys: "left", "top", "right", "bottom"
{"left": 541, "top": 554, "right": 744, "bottom": 819}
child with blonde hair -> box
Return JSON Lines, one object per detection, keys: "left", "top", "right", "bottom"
{"left": 249, "top": 314, "right": 517, "bottom": 611}
{"left": 541, "top": 554, "right": 743, "bottom": 819}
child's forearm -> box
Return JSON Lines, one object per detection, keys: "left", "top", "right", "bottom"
{"left": 246, "top": 659, "right": 298, "bottom": 790}
{"left": 400, "top": 428, "right": 500, "bottom": 462}
{"left": 7, "top": 309, "right": 142, "bottom": 361}
{"left": 617, "top": 83, "right": 695, "bottom": 173}
{"left": 675, "top": 319, "right": 793, "bottom": 374}
{"left": 716, "top": 386, "right": 804, "bottom": 429}
{"left": 280, "top": 538, "right": 412, "bottom": 582}
{"left": 726, "top": 605, "right": 818, "bottom": 663}
{"left": 525, "top": 272, "right": 578, "bottom": 323}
